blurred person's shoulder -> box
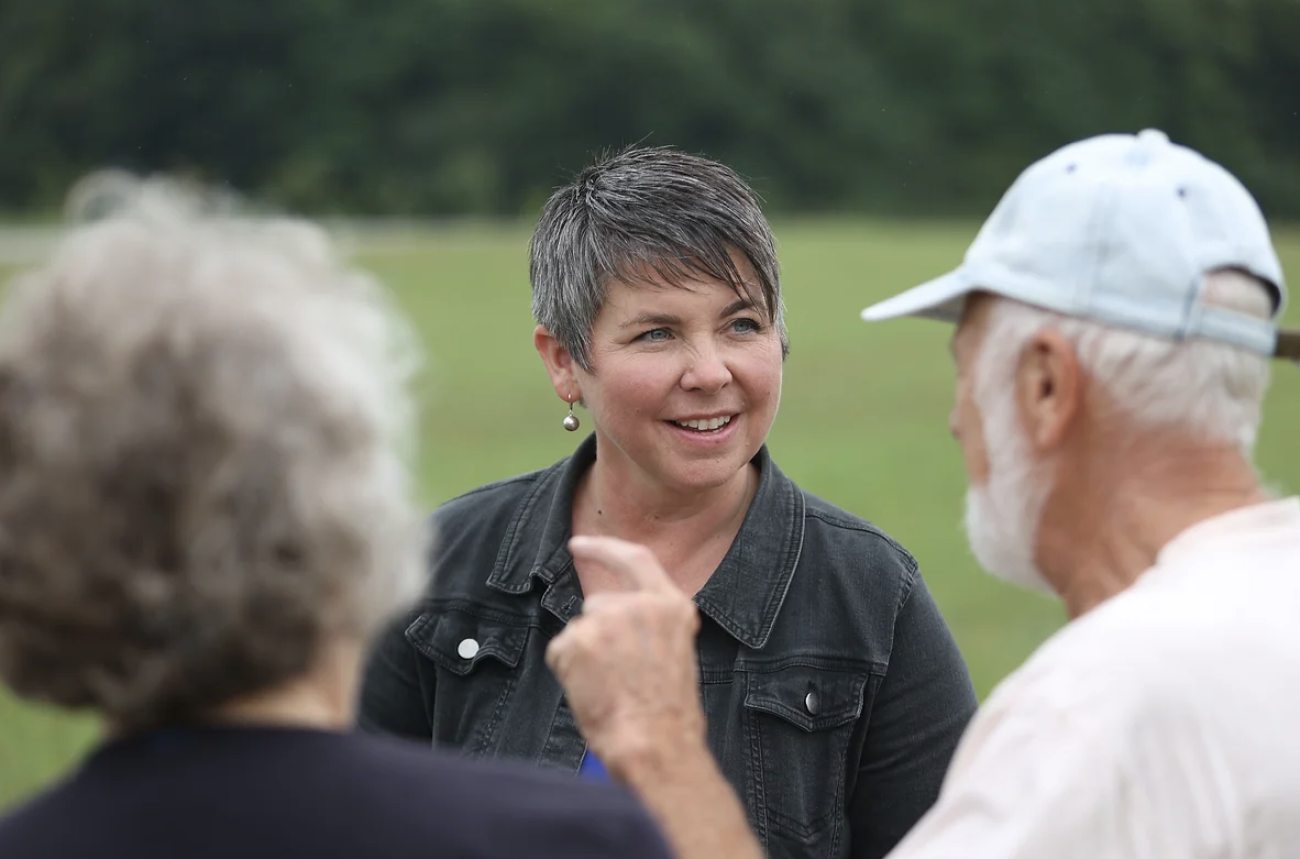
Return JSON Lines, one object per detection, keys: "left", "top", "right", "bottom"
{"left": 353, "top": 731, "right": 675, "bottom": 859}
{"left": 0, "top": 729, "right": 674, "bottom": 859}
{"left": 948, "top": 550, "right": 1300, "bottom": 847}
{"left": 974, "top": 534, "right": 1300, "bottom": 742}
{"left": 0, "top": 774, "right": 78, "bottom": 857}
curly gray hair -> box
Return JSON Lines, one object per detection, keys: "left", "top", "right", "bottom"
{"left": 0, "top": 178, "right": 429, "bottom": 731}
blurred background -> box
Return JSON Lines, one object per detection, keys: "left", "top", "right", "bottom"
{"left": 4, "top": 0, "right": 1300, "bottom": 219}
{"left": 2, "top": 0, "right": 1299, "bottom": 811}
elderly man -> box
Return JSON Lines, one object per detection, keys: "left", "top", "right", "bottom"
{"left": 546, "top": 129, "right": 1300, "bottom": 858}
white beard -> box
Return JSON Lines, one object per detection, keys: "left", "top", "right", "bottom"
{"left": 962, "top": 381, "right": 1056, "bottom": 595}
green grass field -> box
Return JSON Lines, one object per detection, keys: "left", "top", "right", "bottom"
{"left": 2, "top": 218, "right": 1300, "bottom": 811}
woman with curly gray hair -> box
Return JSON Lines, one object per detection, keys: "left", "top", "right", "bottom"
{"left": 0, "top": 180, "right": 672, "bottom": 859}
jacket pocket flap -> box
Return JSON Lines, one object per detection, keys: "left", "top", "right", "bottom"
{"left": 406, "top": 610, "right": 530, "bottom": 677}
{"left": 743, "top": 663, "right": 867, "bottom": 733}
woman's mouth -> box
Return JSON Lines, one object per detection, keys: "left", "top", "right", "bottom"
{"left": 669, "top": 415, "right": 734, "bottom": 433}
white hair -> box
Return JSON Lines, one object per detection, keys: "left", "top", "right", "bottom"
{"left": 0, "top": 174, "right": 430, "bottom": 729}
{"left": 975, "top": 269, "right": 1274, "bottom": 457}
{"left": 965, "top": 326, "right": 1056, "bottom": 594}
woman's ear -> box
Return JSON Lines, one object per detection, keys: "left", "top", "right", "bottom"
{"left": 534, "top": 325, "right": 580, "bottom": 401}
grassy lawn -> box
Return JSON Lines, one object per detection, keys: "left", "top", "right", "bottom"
{"left": 2, "top": 217, "right": 1299, "bottom": 810}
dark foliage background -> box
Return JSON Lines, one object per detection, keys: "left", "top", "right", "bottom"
{"left": 2, "top": 0, "right": 1297, "bottom": 217}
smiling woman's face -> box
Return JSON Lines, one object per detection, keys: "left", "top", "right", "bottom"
{"left": 571, "top": 257, "right": 784, "bottom": 498}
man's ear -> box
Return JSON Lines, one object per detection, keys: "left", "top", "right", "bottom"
{"left": 534, "top": 325, "right": 580, "bottom": 401}
{"left": 1015, "top": 328, "right": 1082, "bottom": 452}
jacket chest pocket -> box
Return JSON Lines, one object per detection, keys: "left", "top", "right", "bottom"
{"left": 743, "top": 661, "right": 869, "bottom": 853}
{"left": 407, "top": 608, "right": 531, "bottom": 756}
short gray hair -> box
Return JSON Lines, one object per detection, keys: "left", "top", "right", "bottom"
{"left": 0, "top": 177, "right": 429, "bottom": 731}
{"left": 529, "top": 145, "right": 788, "bottom": 370}
{"left": 976, "top": 269, "right": 1274, "bottom": 456}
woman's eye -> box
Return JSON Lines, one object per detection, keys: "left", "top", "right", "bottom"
{"left": 731, "top": 318, "right": 761, "bottom": 333}
{"left": 638, "top": 328, "right": 671, "bottom": 342}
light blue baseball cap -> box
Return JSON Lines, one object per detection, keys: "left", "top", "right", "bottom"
{"left": 860, "top": 129, "right": 1298, "bottom": 358}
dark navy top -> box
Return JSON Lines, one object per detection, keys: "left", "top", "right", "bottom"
{"left": 0, "top": 724, "right": 673, "bottom": 859}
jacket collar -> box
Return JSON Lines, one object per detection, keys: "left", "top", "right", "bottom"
{"left": 486, "top": 433, "right": 805, "bottom": 649}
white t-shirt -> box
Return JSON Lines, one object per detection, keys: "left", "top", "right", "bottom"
{"left": 889, "top": 497, "right": 1300, "bottom": 859}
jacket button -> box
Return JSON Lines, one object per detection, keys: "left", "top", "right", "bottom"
{"left": 457, "top": 638, "right": 480, "bottom": 659}
{"left": 805, "top": 691, "right": 820, "bottom": 715}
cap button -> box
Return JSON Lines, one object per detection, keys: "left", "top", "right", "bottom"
{"left": 1137, "top": 128, "right": 1169, "bottom": 145}
{"left": 457, "top": 638, "right": 480, "bottom": 659}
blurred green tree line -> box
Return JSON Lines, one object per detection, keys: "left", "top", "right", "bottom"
{"left": 1, "top": 0, "right": 1297, "bottom": 218}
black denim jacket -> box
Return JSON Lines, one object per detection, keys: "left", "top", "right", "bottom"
{"left": 359, "top": 435, "right": 978, "bottom": 859}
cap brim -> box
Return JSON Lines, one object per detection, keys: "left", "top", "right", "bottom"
{"left": 859, "top": 269, "right": 975, "bottom": 325}
{"left": 861, "top": 270, "right": 1300, "bottom": 362}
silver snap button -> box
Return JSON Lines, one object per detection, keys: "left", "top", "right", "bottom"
{"left": 805, "top": 691, "right": 820, "bottom": 715}
{"left": 457, "top": 638, "right": 480, "bottom": 659}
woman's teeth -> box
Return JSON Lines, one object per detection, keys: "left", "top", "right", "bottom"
{"left": 672, "top": 416, "right": 732, "bottom": 432}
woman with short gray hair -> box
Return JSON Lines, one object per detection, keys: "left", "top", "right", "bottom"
{"left": 360, "top": 146, "right": 979, "bottom": 859}
{"left": 0, "top": 180, "right": 674, "bottom": 859}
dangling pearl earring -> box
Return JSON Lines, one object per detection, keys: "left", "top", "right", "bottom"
{"left": 562, "top": 398, "right": 580, "bottom": 432}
